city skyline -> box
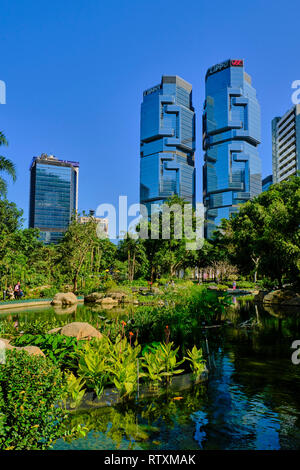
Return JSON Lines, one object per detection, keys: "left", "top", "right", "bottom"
{"left": 1, "top": 0, "right": 300, "bottom": 230}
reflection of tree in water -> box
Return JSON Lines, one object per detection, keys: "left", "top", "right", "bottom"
{"left": 62, "top": 385, "right": 209, "bottom": 450}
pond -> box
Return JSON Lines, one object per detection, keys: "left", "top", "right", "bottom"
{"left": 1, "top": 296, "right": 300, "bottom": 450}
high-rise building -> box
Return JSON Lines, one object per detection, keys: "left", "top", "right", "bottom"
{"left": 79, "top": 210, "right": 109, "bottom": 237}
{"left": 29, "top": 153, "right": 79, "bottom": 244}
{"left": 272, "top": 104, "right": 300, "bottom": 183}
{"left": 203, "top": 59, "right": 262, "bottom": 238}
{"left": 262, "top": 174, "right": 273, "bottom": 192}
{"left": 140, "top": 75, "right": 196, "bottom": 213}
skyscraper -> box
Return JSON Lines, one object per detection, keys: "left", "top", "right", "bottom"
{"left": 140, "top": 75, "right": 195, "bottom": 213}
{"left": 272, "top": 104, "right": 300, "bottom": 183}
{"left": 203, "top": 59, "right": 262, "bottom": 238}
{"left": 29, "top": 154, "right": 79, "bottom": 244}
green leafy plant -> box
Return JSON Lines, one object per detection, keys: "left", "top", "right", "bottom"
{"left": 63, "top": 371, "right": 86, "bottom": 409}
{"left": 0, "top": 349, "right": 66, "bottom": 450}
{"left": 77, "top": 338, "right": 111, "bottom": 398}
{"left": 184, "top": 345, "right": 206, "bottom": 380}
{"left": 12, "top": 333, "right": 82, "bottom": 371}
{"left": 141, "top": 342, "right": 184, "bottom": 387}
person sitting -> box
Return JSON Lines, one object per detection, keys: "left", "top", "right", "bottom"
{"left": 14, "top": 282, "right": 24, "bottom": 299}
{"left": 6, "top": 285, "right": 15, "bottom": 300}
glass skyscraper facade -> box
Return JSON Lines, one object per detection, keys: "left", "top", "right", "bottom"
{"left": 140, "top": 75, "right": 195, "bottom": 213}
{"left": 29, "top": 154, "right": 79, "bottom": 244}
{"left": 272, "top": 104, "right": 300, "bottom": 184}
{"left": 203, "top": 59, "right": 262, "bottom": 238}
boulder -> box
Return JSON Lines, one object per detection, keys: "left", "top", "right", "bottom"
{"left": 84, "top": 292, "right": 105, "bottom": 303}
{"left": 262, "top": 289, "right": 299, "bottom": 305}
{"left": 60, "top": 322, "right": 102, "bottom": 340}
{"left": 254, "top": 290, "right": 269, "bottom": 303}
{"left": 0, "top": 339, "right": 44, "bottom": 356}
{"left": 101, "top": 297, "right": 118, "bottom": 306}
{"left": 53, "top": 305, "right": 77, "bottom": 315}
{"left": 47, "top": 327, "right": 62, "bottom": 334}
{"left": 107, "top": 291, "right": 126, "bottom": 301}
{"left": 22, "top": 345, "right": 45, "bottom": 356}
{"left": 284, "top": 296, "right": 300, "bottom": 306}
{"left": 152, "top": 287, "right": 163, "bottom": 295}
{"left": 51, "top": 292, "right": 78, "bottom": 306}
{"left": 0, "top": 338, "right": 14, "bottom": 350}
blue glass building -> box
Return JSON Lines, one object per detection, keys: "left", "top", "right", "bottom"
{"left": 140, "top": 75, "right": 195, "bottom": 213}
{"left": 29, "top": 154, "right": 79, "bottom": 244}
{"left": 262, "top": 174, "right": 273, "bottom": 192}
{"left": 203, "top": 59, "right": 262, "bottom": 238}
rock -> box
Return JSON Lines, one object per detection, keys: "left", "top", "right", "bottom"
{"left": 53, "top": 305, "right": 77, "bottom": 315}
{"left": 101, "top": 297, "right": 118, "bottom": 306}
{"left": 107, "top": 291, "right": 126, "bottom": 301}
{"left": 51, "top": 292, "right": 78, "bottom": 306}
{"left": 0, "top": 338, "right": 14, "bottom": 350}
{"left": 60, "top": 322, "right": 102, "bottom": 340}
{"left": 23, "top": 345, "right": 45, "bottom": 356}
{"left": 284, "top": 296, "right": 300, "bottom": 306}
{"left": 84, "top": 292, "right": 105, "bottom": 303}
{"left": 262, "top": 289, "right": 299, "bottom": 305}
{"left": 152, "top": 287, "right": 163, "bottom": 295}
{"left": 254, "top": 290, "right": 269, "bottom": 302}
{"left": 47, "top": 327, "right": 62, "bottom": 334}
{"left": 0, "top": 339, "right": 44, "bottom": 356}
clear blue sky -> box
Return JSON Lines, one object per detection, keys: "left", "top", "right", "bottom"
{"left": 1, "top": 0, "right": 299, "bottom": 227}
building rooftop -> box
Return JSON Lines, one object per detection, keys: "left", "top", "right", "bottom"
{"left": 30, "top": 153, "right": 79, "bottom": 170}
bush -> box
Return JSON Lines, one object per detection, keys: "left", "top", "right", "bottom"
{"left": 0, "top": 349, "right": 66, "bottom": 450}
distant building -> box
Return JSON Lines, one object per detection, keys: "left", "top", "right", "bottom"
{"left": 29, "top": 153, "right": 79, "bottom": 244}
{"left": 79, "top": 210, "right": 108, "bottom": 236}
{"left": 262, "top": 174, "right": 273, "bottom": 192}
{"left": 203, "top": 59, "right": 262, "bottom": 238}
{"left": 272, "top": 104, "right": 300, "bottom": 183}
{"left": 140, "top": 75, "right": 196, "bottom": 213}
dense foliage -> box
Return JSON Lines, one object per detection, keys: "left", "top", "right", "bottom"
{"left": 0, "top": 349, "right": 66, "bottom": 450}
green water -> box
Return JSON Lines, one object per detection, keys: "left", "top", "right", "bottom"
{"left": 2, "top": 297, "right": 300, "bottom": 450}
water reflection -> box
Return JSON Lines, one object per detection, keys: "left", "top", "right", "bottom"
{"left": 54, "top": 297, "right": 300, "bottom": 450}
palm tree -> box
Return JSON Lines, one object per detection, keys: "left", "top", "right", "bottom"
{"left": 0, "top": 131, "right": 16, "bottom": 196}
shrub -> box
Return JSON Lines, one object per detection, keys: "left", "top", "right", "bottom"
{"left": 0, "top": 349, "right": 66, "bottom": 450}
{"left": 12, "top": 333, "right": 82, "bottom": 371}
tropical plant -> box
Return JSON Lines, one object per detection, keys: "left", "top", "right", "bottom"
{"left": 77, "top": 337, "right": 111, "bottom": 398}
{"left": 0, "top": 132, "right": 16, "bottom": 198}
{"left": 141, "top": 342, "right": 184, "bottom": 387}
{"left": 0, "top": 349, "right": 66, "bottom": 450}
{"left": 184, "top": 345, "right": 206, "bottom": 380}
{"left": 63, "top": 371, "right": 86, "bottom": 409}
{"left": 12, "top": 333, "right": 82, "bottom": 371}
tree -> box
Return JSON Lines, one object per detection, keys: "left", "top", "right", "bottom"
{"left": 217, "top": 176, "right": 300, "bottom": 286}
{"left": 117, "top": 236, "right": 147, "bottom": 281}
{"left": 58, "top": 218, "right": 100, "bottom": 292}
{"left": 0, "top": 132, "right": 16, "bottom": 197}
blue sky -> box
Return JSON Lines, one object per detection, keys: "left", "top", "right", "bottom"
{"left": 1, "top": 0, "right": 299, "bottom": 227}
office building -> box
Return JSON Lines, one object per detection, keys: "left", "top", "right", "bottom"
{"left": 203, "top": 59, "right": 262, "bottom": 238}
{"left": 140, "top": 75, "right": 196, "bottom": 213}
{"left": 262, "top": 174, "right": 273, "bottom": 192}
{"left": 29, "top": 153, "right": 79, "bottom": 244}
{"left": 79, "top": 210, "right": 109, "bottom": 236}
{"left": 272, "top": 104, "right": 300, "bottom": 183}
